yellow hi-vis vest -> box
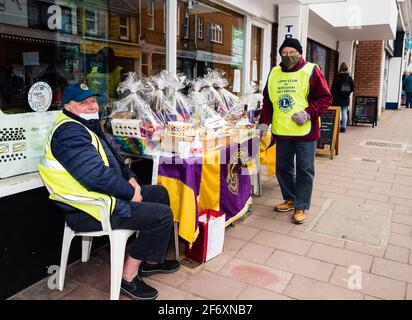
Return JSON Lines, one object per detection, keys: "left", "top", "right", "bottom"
{"left": 38, "top": 113, "right": 116, "bottom": 221}
{"left": 267, "top": 62, "right": 317, "bottom": 136}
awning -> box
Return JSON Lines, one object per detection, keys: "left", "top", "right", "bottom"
{"left": 309, "top": 0, "right": 398, "bottom": 41}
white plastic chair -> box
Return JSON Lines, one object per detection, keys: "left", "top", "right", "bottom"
{"left": 47, "top": 188, "right": 137, "bottom": 300}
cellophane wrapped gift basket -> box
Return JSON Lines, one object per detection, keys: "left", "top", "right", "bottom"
{"left": 110, "top": 72, "right": 164, "bottom": 155}
{"left": 109, "top": 69, "right": 260, "bottom": 156}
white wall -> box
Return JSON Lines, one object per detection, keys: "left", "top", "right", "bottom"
{"left": 278, "top": 3, "right": 303, "bottom": 41}
{"left": 338, "top": 41, "right": 354, "bottom": 71}
{"left": 277, "top": 2, "right": 310, "bottom": 63}
{"left": 307, "top": 9, "right": 338, "bottom": 50}
{"left": 217, "top": 0, "right": 276, "bottom": 23}
{"left": 166, "top": 0, "right": 177, "bottom": 74}
{"left": 386, "top": 57, "right": 402, "bottom": 106}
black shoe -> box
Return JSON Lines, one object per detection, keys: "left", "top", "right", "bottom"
{"left": 340, "top": 127, "right": 346, "bottom": 133}
{"left": 139, "top": 260, "right": 181, "bottom": 277}
{"left": 121, "top": 275, "right": 158, "bottom": 300}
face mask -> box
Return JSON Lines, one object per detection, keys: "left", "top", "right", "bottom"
{"left": 281, "top": 55, "right": 300, "bottom": 69}
{"left": 78, "top": 112, "right": 99, "bottom": 121}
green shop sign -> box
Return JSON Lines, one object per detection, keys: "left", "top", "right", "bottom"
{"left": 231, "top": 27, "right": 244, "bottom": 67}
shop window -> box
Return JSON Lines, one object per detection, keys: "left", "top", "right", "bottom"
{"left": 142, "top": 0, "right": 166, "bottom": 76}
{"left": 60, "top": 6, "right": 75, "bottom": 34}
{"left": 148, "top": 0, "right": 155, "bottom": 30}
{"left": 211, "top": 23, "right": 223, "bottom": 44}
{"left": 197, "top": 17, "right": 203, "bottom": 39}
{"left": 85, "top": 9, "right": 98, "bottom": 35}
{"left": 180, "top": 0, "right": 244, "bottom": 91}
{"left": 306, "top": 39, "right": 330, "bottom": 80}
{"left": 119, "top": 16, "right": 130, "bottom": 40}
{"left": 0, "top": 0, "right": 160, "bottom": 179}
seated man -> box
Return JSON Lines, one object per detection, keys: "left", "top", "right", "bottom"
{"left": 38, "top": 83, "right": 180, "bottom": 300}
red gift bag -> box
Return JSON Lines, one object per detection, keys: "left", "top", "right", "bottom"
{"left": 185, "top": 209, "right": 226, "bottom": 263}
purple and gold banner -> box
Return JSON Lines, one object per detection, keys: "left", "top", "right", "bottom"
{"left": 157, "top": 137, "right": 259, "bottom": 244}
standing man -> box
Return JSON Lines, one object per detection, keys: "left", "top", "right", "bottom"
{"left": 39, "top": 83, "right": 180, "bottom": 300}
{"left": 404, "top": 72, "right": 412, "bottom": 109}
{"left": 257, "top": 38, "right": 332, "bottom": 224}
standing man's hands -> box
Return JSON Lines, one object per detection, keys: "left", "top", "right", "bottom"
{"left": 257, "top": 123, "right": 269, "bottom": 138}
{"left": 291, "top": 111, "right": 310, "bottom": 126}
{"left": 129, "top": 177, "right": 142, "bottom": 202}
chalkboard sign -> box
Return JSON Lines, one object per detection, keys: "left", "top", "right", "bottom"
{"left": 352, "top": 96, "right": 378, "bottom": 127}
{"left": 317, "top": 106, "right": 340, "bottom": 159}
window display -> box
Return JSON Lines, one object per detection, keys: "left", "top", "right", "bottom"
{"left": 177, "top": 0, "right": 245, "bottom": 92}
{"left": 306, "top": 39, "right": 330, "bottom": 80}
{"left": 0, "top": 0, "right": 246, "bottom": 180}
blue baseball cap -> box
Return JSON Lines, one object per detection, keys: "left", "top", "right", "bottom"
{"left": 62, "top": 83, "right": 100, "bottom": 105}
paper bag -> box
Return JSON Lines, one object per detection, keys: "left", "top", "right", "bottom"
{"left": 185, "top": 209, "right": 225, "bottom": 263}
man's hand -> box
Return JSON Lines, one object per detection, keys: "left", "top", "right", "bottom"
{"left": 291, "top": 111, "right": 310, "bottom": 126}
{"left": 128, "top": 177, "right": 141, "bottom": 193}
{"left": 129, "top": 177, "right": 142, "bottom": 202}
{"left": 131, "top": 188, "right": 142, "bottom": 203}
{"left": 257, "top": 123, "right": 269, "bottom": 138}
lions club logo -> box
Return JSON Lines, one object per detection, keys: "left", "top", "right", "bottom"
{"left": 80, "top": 84, "right": 89, "bottom": 90}
{"left": 277, "top": 94, "right": 295, "bottom": 113}
{"left": 226, "top": 148, "right": 248, "bottom": 195}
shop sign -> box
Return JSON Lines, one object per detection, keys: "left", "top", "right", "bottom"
{"left": 178, "top": 50, "right": 197, "bottom": 60}
{"left": 28, "top": 82, "right": 52, "bottom": 112}
{"left": 80, "top": 40, "right": 141, "bottom": 59}
{"left": 23, "top": 51, "right": 39, "bottom": 66}
{"left": 196, "top": 50, "right": 233, "bottom": 65}
{"left": 231, "top": 27, "right": 244, "bottom": 67}
{"left": 0, "top": 110, "right": 61, "bottom": 179}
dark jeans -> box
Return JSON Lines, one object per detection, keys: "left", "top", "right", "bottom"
{"left": 276, "top": 140, "right": 317, "bottom": 210}
{"left": 64, "top": 185, "right": 173, "bottom": 263}
{"left": 406, "top": 93, "right": 412, "bottom": 108}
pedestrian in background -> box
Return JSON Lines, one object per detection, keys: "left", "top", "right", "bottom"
{"left": 331, "top": 62, "right": 354, "bottom": 132}
{"left": 403, "top": 71, "right": 412, "bottom": 109}
{"left": 257, "top": 38, "right": 332, "bottom": 224}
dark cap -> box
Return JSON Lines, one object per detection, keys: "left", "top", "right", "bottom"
{"left": 62, "top": 83, "right": 100, "bottom": 105}
{"left": 279, "top": 38, "right": 303, "bottom": 55}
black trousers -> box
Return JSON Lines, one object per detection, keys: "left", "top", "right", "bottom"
{"left": 64, "top": 185, "right": 173, "bottom": 263}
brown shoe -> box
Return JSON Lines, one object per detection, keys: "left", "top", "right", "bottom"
{"left": 292, "top": 209, "right": 306, "bottom": 224}
{"left": 274, "top": 200, "right": 295, "bottom": 212}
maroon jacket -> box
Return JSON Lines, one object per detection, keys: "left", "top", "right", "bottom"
{"left": 259, "top": 57, "right": 332, "bottom": 141}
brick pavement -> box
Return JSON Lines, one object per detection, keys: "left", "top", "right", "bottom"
{"left": 10, "top": 108, "right": 412, "bottom": 300}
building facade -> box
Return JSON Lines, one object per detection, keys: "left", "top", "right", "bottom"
{"left": 1, "top": 0, "right": 411, "bottom": 299}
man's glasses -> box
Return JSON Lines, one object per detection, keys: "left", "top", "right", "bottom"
{"left": 280, "top": 50, "right": 300, "bottom": 57}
